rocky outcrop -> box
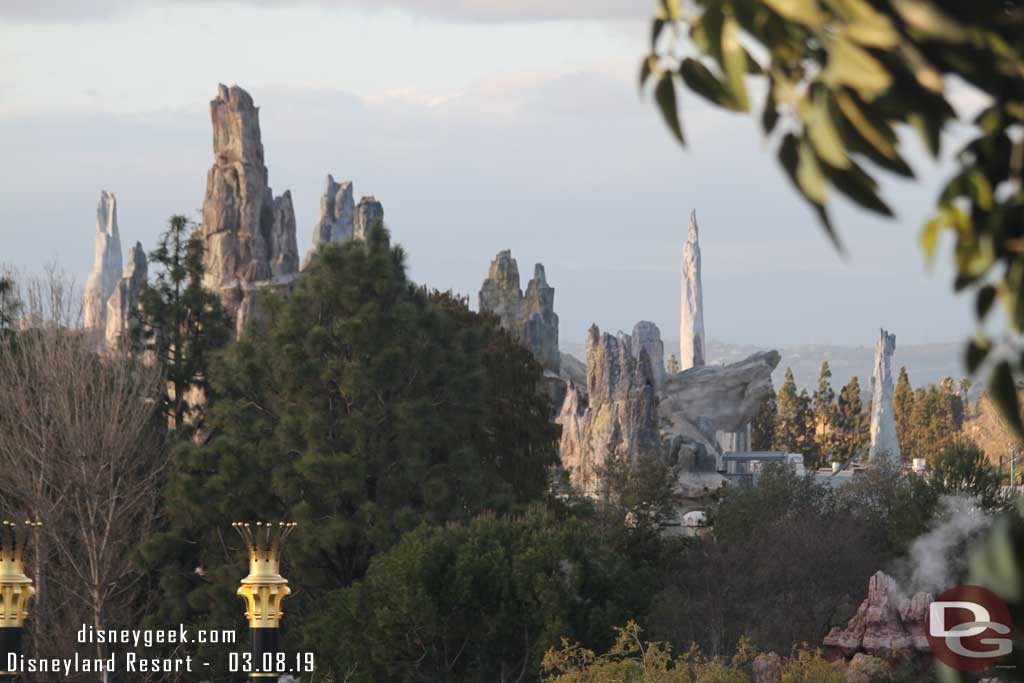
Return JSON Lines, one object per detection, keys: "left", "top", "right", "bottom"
{"left": 303, "top": 175, "right": 354, "bottom": 269}
{"left": 199, "top": 84, "right": 298, "bottom": 336}
{"left": 556, "top": 325, "right": 660, "bottom": 493}
{"left": 83, "top": 191, "right": 123, "bottom": 330}
{"left": 479, "top": 250, "right": 559, "bottom": 372}
{"left": 630, "top": 321, "right": 665, "bottom": 388}
{"left": 658, "top": 351, "right": 780, "bottom": 460}
{"left": 824, "top": 571, "right": 931, "bottom": 657}
{"left": 104, "top": 242, "right": 147, "bottom": 351}
{"left": 868, "top": 329, "right": 900, "bottom": 464}
{"left": 752, "top": 653, "right": 782, "bottom": 683}
{"left": 354, "top": 196, "right": 384, "bottom": 240}
{"left": 679, "top": 209, "right": 705, "bottom": 370}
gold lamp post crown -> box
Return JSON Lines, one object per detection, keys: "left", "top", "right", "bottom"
{"left": 0, "top": 521, "right": 40, "bottom": 628}
{"left": 233, "top": 522, "right": 296, "bottom": 628}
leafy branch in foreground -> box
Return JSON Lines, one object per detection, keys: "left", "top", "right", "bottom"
{"left": 642, "top": 0, "right": 1024, "bottom": 436}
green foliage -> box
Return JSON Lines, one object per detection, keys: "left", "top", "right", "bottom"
{"left": 135, "top": 215, "right": 232, "bottom": 431}
{"left": 0, "top": 274, "right": 19, "bottom": 340}
{"left": 893, "top": 366, "right": 915, "bottom": 460}
{"left": 773, "top": 368, "right": 813, "bottom": 456}
{"left": 750, "top": 381, "right": 777, "bottom": 450}
{"left": 319, "top": 508, "right": 651, "bottom": 682}
{"left": 779, "top": 646, "right": 846, "bottom": 683}
{"left": 929, "top": 439, "right": 1009, "bottom": 511}
{"left": 542, "top": 621, "right": 754, "bottom": 683}
{"left": 642, "top": 0, "right": 1024, "bottom": 444}
{"left": 833, "top": 376, "right": 866, "bottom": 462}
{"left": 142, "top": 226, "right": 560, "bottom": 678}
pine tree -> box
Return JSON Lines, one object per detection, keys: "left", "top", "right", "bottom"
{"left": 773, "top": 368, "right": 810, "bottom": 454}
{"left": 751, "top": 382, "right": 777, "bottom": 450}
{"left": 0, "top": 275, "right": 18, "bottom": 339}
{"left": 811, "top": 361, "right": 836, "bottom": 461}
{"left": 893, "top": 366, "right": 914, "bottom": 461}
{"left": 834, "top": 376, "right": 866, "bottom": 462}
{"left": 667, "top": 354, "right": 680, "bottom": 374}
{"left": 135, "top": 215, "right": 232, "bottom": 432}
{"left": 143, "top": 224, "right": 561, "bottom": 665}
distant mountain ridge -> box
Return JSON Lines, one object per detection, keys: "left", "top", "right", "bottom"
{"left": 562, "top": 338, "right": 966, "bottom": 393}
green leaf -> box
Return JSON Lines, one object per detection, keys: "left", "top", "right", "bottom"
{"left": 779, "top": 134, "right": 843, "bottom": 250}
{"left": 797, "top": 139, "right": 827, "bottom": 204}
{"left": 654, "top": 73, "right": 685, "bottom": 144}
{"left": 762, "top": 86, "right": 780, "bottom": 134}
{"left": 651, "top": 18, "right": 667, "bottom": 49}
{"left": 825, "top": 159, "right": 893, "bottom": 216}
{"left": 834, "top": 89, "right": 898, "bottom": 160}
{"left": 977, "top": 285, "right": 997, "bottom": 320}
{"left": 656, "top": 0, "right": 682, "bottom": 21}
{"left": 892, "top": 0, "right": 967, "bottom": 42}
{"left": 908, "top": 110, "right": 943, "bottom": 157}
{"left": 679, "top": 58, "right": 739, "bottom": 111}
{"left": 825, "top": 37, "right": 893, "bottom": 98}
{"left": 721, "top": 16, "right": 750, "bottom": 111}
{"left": 965, "top": 338, "right": 990, "bottom": 374}
{"left": 639, "top": 56, "right": 655, "bottom": 90}
{"left": 990, "top": 361, "right": 1024, "bottom": 442}
{"left": 761, "top": 0, "right": 825, "bottom": 26}
{"left": 806, "top": 89, "right": 850, "bottom": 169}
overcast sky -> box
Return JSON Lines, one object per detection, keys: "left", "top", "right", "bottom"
{"left": 0, "top": 0, "right": 977, "bottom": 348}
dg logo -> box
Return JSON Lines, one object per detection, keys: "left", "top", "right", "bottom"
{"left": 926, "top": 585, "right": 1013, "bottom": 672}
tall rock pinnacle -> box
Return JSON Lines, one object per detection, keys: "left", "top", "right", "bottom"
{"left": 83, "top": 190, "right": 123, "bottom": 330}
{"left": 680, "top": 209, "right": 706, "bottom": 370}
{"left": 869, "top": 328, "right": 901, "bottom": 464}
{"left": 354, "top": 196, "right": 384, "bottom": 240}
{"left": 479, "top": 250, "right": 559, "bottom": 372}
{"left": 104, "top": 241, "right": 148, "bottom": 351}
{"left": 199, "top": 84, "right": 298, "bottom": 334}
{"left": 303, "top": 175, "right": 354, "bottom": 269}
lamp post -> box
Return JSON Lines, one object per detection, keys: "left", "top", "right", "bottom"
{"left": 234, "top": 522, "right": 296, "bottom": 682}
{"left": 0, "top": 521, "right": 40, "bottom": 682}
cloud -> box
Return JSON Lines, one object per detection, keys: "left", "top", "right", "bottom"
{"left": 2, "top": 0, "right": 642, "bottom": 23}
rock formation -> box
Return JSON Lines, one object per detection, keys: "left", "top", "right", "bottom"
{"left": 679, "top": 209, "right": 706, "bottom": 370}
{"left": 354, "top": 196, "right": 384, "bottom": 240}
{"left": 556, "top": 325, "right": 660, "bottom": 493}
{"left": 868, "top": 329, "right": 901, "bottom": 464}
{"left": 104, "top": 242, "right": 147, "bottom": 351}
{"left": 479, "top": 250, "right": 560, "bottom": 372}
{"left": 824, "top": 571, "right": 931, "bottom": 657}
{"left": 83, "top": 191, "right": 123, "bottom": 330}
{"left": 199, "top": 84, "right": 299, "bottom": 336}
{"left": 658, "top": 350, "right": 780, "bottom": 461}
{"left": 303, "top": 175, "right": 354, "bottom": 269}
{"left": 630, "top": 321, "right": 666, "bottom": 388}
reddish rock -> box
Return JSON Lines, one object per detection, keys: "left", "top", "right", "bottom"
{"left": 824, "top": 571, "right": 932, "bottom": 657}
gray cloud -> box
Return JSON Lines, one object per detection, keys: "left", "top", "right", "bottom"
{"left": 2, "top": 0, "right": 641, "bottom": 23}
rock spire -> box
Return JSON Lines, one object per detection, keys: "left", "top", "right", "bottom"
{"left": 303, "top": 175, "right": 354, "bottom": 269}
{"left": 83, "top": 191, "right": 123, "bottom": 330}
{"left": 354, "top": 196, "right": 384, "bottom": 241}
{"left": 868, "top": 328, "right": 901, "bottom": 464}
{"left": 680, "top": 209, "right": 706, "bottom": 370}
{"left": 104, "top": 242, "right": 148, "bottom": 351}
{"left": 199, "top": 84, "right": 299, "bottom": 335}
{"left": 479, "top": 250, "right": 559, "bottom": 372}
{"left": 630, "top": 321, "right": 666, "bottom": 388}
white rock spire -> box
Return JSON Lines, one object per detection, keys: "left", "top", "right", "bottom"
{"left": 869, "top": 328, "right": 901, "bottom": 464}
{"left": 83, "top": 190, "right": 123, "bottom": 330}
{"left": 680, "top": 209, "right": 706, "bottom": 370}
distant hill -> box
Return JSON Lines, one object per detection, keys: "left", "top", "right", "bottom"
{"left": 562, "top": 338, "right": 966, "bottom": 393}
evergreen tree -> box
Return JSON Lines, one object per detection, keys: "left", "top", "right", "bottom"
{"left": 135, "top": 215, "right": 231, "bottom": 432}
{"left": 811, "top": 361, "right": 836, "bottom": 462}
{"left": 833, "top": 377, "right": 866, "bottom": 462}
{"left": 941, "top": 376, "right": 965, "bottom": 430}
{"left": 143, "top": 225, "right": 560, "bottom": 676}
{"left": 773, "top": 369, "right": 811, "bottom": 455}
{"left": 751, "top": 382, "right": 777, "bottom": 451}
{"left": 0, "top": 275, "right": 18, "bottom": 339}
{"left": 893, "top": 367, "right": 915, "bottom": 461}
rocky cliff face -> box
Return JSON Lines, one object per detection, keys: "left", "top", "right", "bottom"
{"left": 354, "top": 196, "right": 384, "bottom": 240}
{"left": 199, "top": 84, "right": 298, "bottom": 335}
{"left": 869, "top": 329, "right": 901, "bottom": 464}
{"left": 479, "top": 250, "right": 560, "bottom": 372}
{"left": 83, "top": 191, "right": 123, "bottom": 330}
{"left": 658, "top": 350, "right": 780, "bottom": 461}
{"left": 556, "top": 324, "right": 660, "bottom": 493}
{"left": 824, "top": 571, "right": 931, "bottom": 656}
{"left": 630, "top": 321, "right": 665, "bottom": 388}
{"left": 104, "top": 242, "right": 147, "bottom": 351}
{"left": 680, "top": 209, "right": 706, "bottom": 370}
{"left": 303, "top": 175, "right": 354, "bottom": 269}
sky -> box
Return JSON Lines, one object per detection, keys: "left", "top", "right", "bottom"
{"left": 0, "top": 0, "right": 978, "bottom": 349}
